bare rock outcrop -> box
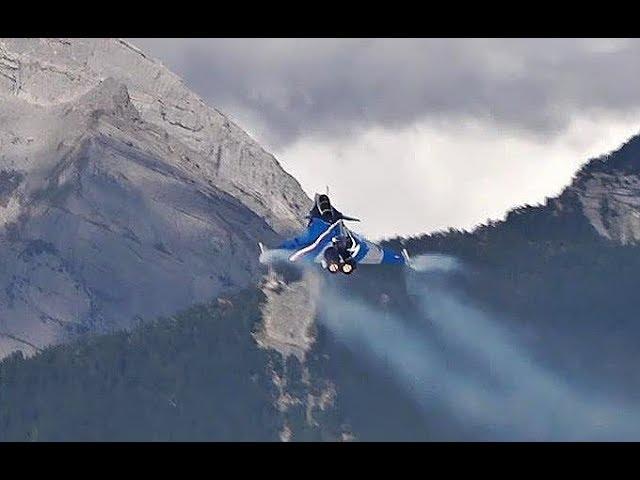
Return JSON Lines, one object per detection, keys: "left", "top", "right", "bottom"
{"left": 0, "top": 38, "right": 314, "bottom": 357}
{"left": 0, "top": 38, "right": 311, "bottom": 236}
{"left": 0, "top": 77, "right": 288, "bottom": 356}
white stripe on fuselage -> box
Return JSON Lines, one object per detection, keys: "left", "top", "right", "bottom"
{"left": 289, "top": 220, "right": 343, "bottom": 262}
{"left": 346, "top": 229, "right": 361, "bottom": 259}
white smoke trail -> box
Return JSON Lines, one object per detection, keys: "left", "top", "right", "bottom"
{"left": 407, "top": 253, "right": 463, "bottom": 273}
{"left": 259, "top": 247, "right": 293, "bottom": 265}
{"left": 315, "top": 255, "right": 640, "bottom": 440}
{"left": 413, "top": 282, "right": 640, "bottom": 440}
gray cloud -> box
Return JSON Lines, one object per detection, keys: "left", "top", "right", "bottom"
{"left": 129, "top": 38, "right": 640, "bottom": 148}
{"left": 125, "top": 39, "right": 640, "bottom": 239}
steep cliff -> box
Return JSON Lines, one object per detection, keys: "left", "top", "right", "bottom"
{"left": 0, "top": 38, "right": 312, "bottom": 356}
{"left": 0, "top": 38, "right": 311, "bottom": 235}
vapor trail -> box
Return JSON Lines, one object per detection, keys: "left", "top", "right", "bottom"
{"left": 315, "top": 255, "right": 640, "bottom": 440}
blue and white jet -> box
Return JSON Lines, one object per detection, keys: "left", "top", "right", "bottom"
{"left": 259, "top": 193, "right": 413, "bottom": 275}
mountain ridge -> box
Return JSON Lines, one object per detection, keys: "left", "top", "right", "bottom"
{"left": 0, "top": 38, "right": 311, "bottom": 235}
{"left": 3, "top": 39, "right": 640, "bottom": 440}
{"left": 388, "top": 130, "right": 640, "bottom": 252}
{"left": 0, "top": 39, "right": 311, "bottom": 357}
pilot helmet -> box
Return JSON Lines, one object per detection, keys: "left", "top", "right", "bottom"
{"left": 316, "top": 194, "right": 331, "bottom": 214}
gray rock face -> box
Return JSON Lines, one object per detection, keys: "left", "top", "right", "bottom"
{"left": 551, "top": 135, "right": 640, "bottom": 245}
{"left": 571, "top": 172, "right": 640, "bottom": 244}
{"left": 257, "top": 268, "right": 319, "bottom": 362}
{"left": 0, "top": 38, "right": 311, "bottom": 235}
{"left": 0, "top": 38, "right": 312, "bottom": 357}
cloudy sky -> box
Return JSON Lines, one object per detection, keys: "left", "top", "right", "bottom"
{"left": 130, "top": 38, "right": 640, "bottom": 239}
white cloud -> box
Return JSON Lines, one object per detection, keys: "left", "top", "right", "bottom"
{"left": 276, "top": 112, "right": 640, "bottom": 240}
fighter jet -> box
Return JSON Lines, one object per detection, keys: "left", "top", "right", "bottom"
{"left": 259, "top": 193, "right": 413, "bottom": 275}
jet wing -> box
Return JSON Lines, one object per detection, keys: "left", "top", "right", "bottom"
{"left": 349, "top": 232, "right": 406, "bottom": 266}
{"left": 259, "top": 217, "right": 411, "bottom": 270}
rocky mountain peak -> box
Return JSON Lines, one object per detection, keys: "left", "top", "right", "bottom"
{"left": 560, "top": 132, "right": 640, "bottom": 244}
{"left": 0, "top": 38, "right": 311, "bottom": 235}
{"left": 0, "top": 38, "right": 312, "bottom": 358}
